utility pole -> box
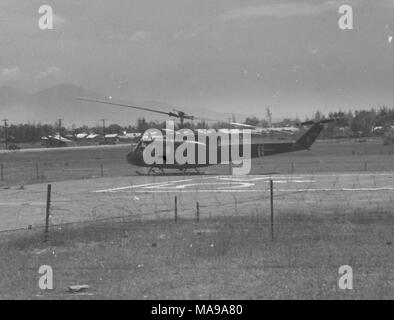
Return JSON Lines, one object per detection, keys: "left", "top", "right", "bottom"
{"left": 57, "top": 119, "right": 63, "bottom": 140}
{"left": 101, "top": 119, "right": 106, "bottom": 142}
{"left": 2, "top": 119, "right": 8, "bottom": 150}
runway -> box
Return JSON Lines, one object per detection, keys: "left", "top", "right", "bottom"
{"left": 0, "top": 143, "right": 127, "bottom": 154}
{"left": 0, "top": 172, "right": 393, "bottom": 232}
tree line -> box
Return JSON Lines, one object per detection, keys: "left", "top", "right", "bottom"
{"left": 1, "top": 106, "right": 394, "bottom": 143}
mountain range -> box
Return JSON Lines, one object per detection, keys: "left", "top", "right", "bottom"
{"left": 0, "top": 83, "right": 247, "bottom": 127}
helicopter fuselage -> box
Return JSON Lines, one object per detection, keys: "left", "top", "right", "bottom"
{"left": 125, "top": 121, "right": 324, "bottom": 171}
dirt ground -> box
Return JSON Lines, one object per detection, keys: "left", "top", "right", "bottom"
{"left": 0, "top": 139, "right": 393, "bottom": 299}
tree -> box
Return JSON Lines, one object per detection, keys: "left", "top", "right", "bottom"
{"left": 136, "top": 118, "right": 149, "bottom": 132}
{"left": 351, "top": 109, "right": 375, "bottom": 136}
{"left": 313, "top": 110, "right": 324, "bottom": 121}
{"left": 266, "top": 107, "right": 272, "bottom": 127}
{"left": 244, "top": 116, "right": 260, "bottom": 127}
{"left": 107, "top": 124, "right": 122, "bottom": 134}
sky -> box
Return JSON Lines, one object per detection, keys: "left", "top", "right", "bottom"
{"left": 1, "top": 0, "right": 394, "bottom": 120}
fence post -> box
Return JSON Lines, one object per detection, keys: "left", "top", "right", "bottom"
{"left": 100, "top": 163, "right": 104, "bottom": 177}
{"left": 174, "top": 196, "right": 178, "bottom": 223}
{"left": 44, "top": 184, "right": 52, "bottom": 242}
{"left": 0, "top": 163, "right": 3, "bottom": 181}
{"left": 270, "top": 179, "right": 274, "bottom": 241}
{"left": 36, "top": 163, "right": 39, "bottom": 179}
{"left": 196, "top": 202, "right": 200, "bottom": 222}
{"left": 291, "top": 162, "right": 294, "bottom": 173}
{"left": 364, "top": 162, "right": 368, "bottom": 171}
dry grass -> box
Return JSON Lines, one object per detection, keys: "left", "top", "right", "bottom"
{"left": 1, "top": 139, "right": 394, "bottom": 187}
{"left": 0, "top": 211, "right": 392, "bottom": 300}
{"left": 0, "top": 138, "right": 393, "bottom": 299}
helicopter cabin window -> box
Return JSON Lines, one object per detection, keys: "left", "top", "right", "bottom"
{"left": 140, "top": 140, "right": 152, "bottom": 150}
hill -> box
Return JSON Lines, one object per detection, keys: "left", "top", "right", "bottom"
{"left": 0, "top": 84, "right": 246, "bottom": 126}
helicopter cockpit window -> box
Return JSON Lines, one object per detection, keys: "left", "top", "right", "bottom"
{"left": 138, "top": 140, "right": 153, "bottom": 151}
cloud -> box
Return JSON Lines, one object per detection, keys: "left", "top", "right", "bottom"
{"left": 53, "top": 14, "right": 66, "bottom": 27}
{"left": 36, "top": 66, "right": 62, "bottom": 80}
{"left": 0, "top": 66, "right": 62, "bottom": 85}
{"left": 173, "top": 29, "right": 197, "bottom": 40}
{"left": 218, "top": 1, "right": 358, "bottom": 21}
{"left": 129, "top": 31, "right": 151, "bottom": 42}
{"left": 0, "top": 67, "right": 28, "bottom": 81}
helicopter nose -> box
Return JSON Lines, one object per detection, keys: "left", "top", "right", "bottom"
{"left": 126, "top": 151, "right": 136, "bottom": 165}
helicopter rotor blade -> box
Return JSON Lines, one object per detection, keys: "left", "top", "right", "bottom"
{"left": 170, "top": 107, "right": 223, "bottom": 122}
{"left": 172, "top": 108, "right": 184, "bottom": 114}
{"left": 230, "top": 122, "right": 257, "bottom": 129}
{"left": 77, "top": 97, "right": 225, "bottom": 124}
{"left": 76, "top": 97, "right": 174, "bottom": 117}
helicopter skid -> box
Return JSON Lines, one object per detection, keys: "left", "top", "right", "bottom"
{"left": 135, "top": 167, "right": 206, "bottom": 176}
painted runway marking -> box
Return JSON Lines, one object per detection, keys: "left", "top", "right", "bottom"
{"left": 163, "top": 182, "right": 255, "bottom": 190}
{"left": 132, "top": 186, "right": 394, "bottom": 193}
{"left": 93, "top": 176, "right": 316, "bottom": 193}
{"left": 92, "top": 173, "right": 394, "bottom": 194}
{"left": 94, "top": 178, "right": 194, "bottom": 193}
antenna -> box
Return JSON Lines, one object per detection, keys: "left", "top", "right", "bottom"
{"left": 2, "top": 119, "right": 8, "bottom": 150}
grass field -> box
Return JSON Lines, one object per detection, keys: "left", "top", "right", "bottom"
{"left": 1, "top": 138, "right": 394, "bottom": 187}
{"left": 0, "top": 138, "right": 393, "bottom": 299}
{"left": 0, "top": 211, "right": 392, "bottom": 299}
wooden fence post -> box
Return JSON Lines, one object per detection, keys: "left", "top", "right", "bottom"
{"left": 44, "top": 184, "right": 52, "bottom": 242}
{"left": 0, "top": 163, "right": 3, "bottom": 181}
{"left": 100, "top": 163, "right": 104, "bottom": 177}
{"left": 270, "top": 179, "right": 274, "bottom": 241}
{"left": 196, "top": 202, "right": 200, "bottom": 222}
{"left": 174, "top": 196, "right": 178, "bottom": 223}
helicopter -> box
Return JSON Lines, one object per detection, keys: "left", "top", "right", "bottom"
{"left": 230, "top": 121, "right": 299, "bottom": 134}
{"left": 76, "top": 97, "right": 336, "bottom": 174}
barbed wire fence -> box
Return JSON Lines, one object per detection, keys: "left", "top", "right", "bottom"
{"left": 0, "top": 167, "right": 393, "bottom": 244}
{"left": 1, "top": 145, "right": 393, "bottom": 298}
{"left": 1, "top": 166, "right": 393, "bottom": 298}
